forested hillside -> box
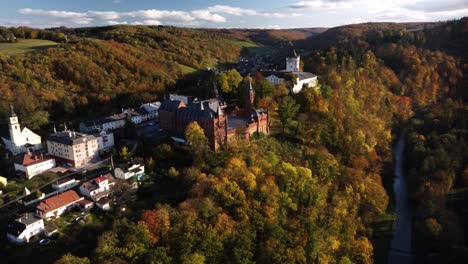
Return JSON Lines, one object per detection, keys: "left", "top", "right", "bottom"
{"left": 299, "top": 17, "right": 468, "bottom": 263}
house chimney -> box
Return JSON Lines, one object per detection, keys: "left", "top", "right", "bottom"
{"left": 68, "top": 132, "right": 72, "bottom": 137}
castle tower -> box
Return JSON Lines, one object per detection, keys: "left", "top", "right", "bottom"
{"left": 8, "top": 105, "right": 21, "bottom": 144}
{"left": 245, "top": 79, "right": 255, "bottom": 115}
{"left": 286, "top": 49, "right": 300, "bottom": 72}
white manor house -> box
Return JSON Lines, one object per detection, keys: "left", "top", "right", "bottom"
{"left": 264, "top": 49, "right": 318, "bottom": 94}
{"left": 2, "top": 106, "right": 41, "bottom": 156}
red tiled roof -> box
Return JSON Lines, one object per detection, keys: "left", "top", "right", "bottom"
{"left": 37, "top": 190, "right": 82, "bottom": 214}
{"left": 94, "top": 176, "right": 108, "bottom": 183}
{"left": 78, "top": 199, "right": 93, "bottom": 206}
{"left": 18, "top": 152, "right": 53, "bottom": 166}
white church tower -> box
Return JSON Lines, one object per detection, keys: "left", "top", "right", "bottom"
{"left": 2, "top": 105, "right": 42, "bottom": 155}
{"left": 286, "top": 49, "right": 300, "bottom": 72}
{"left": 9, "top": 106, "right": 21, "bottom": 144}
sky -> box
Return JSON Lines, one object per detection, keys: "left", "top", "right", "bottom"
{"left": 0, "top": 0, "right": 467, "bottom": 29}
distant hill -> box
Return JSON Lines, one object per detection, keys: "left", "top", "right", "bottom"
{"left": 296, "top": 22, "right": 439, "bottom": 50}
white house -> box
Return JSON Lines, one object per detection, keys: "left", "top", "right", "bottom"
{"left": 14, "top": 151, "right": 56, "bottom": 179}
{"left": 264, "top": 49, "right": 318, "bottom": 94}
{"left": 96, "top": 197, "right": 112, "bottom": 211}
{"left": 79, "top": 173, "right": 115, "bottom": 201}
{"left": 94, "top": 130, "right": 115, "bottom": 152}
{"left": 79, "top": 114, "right": 127, "bottom": 133}
{"left": 140, "top": 102, "right": 160, "bottom": 120}
{"left": 51, "top": 178, "right": 79, "bottom": 191}
{"left": 6, "top": 213, "right": 44, "bottom": 243}
{"left": 2, "top": 106, "right": 42, "bottom": 155}
{"left": 114, "top": 161, "right": 145, "bottom": 181}
{"left": 36, "top": 190, "right": 83, "bottom": 220}
{"left": 47, "top": 131, "right": 98, "bottom": 168}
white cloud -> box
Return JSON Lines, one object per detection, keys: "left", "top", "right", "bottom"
{"left": 18, "top": 8, "right": 88, "bottom": 18}
{"left": 288, "top": 1, "right": 352, "bottom": 9}
{"left": 207, "top": 5, "right": 257, "bottom": 16}
{"left": 88, "top": 11, "right": 121, "bottom": 20}
{"left": 107, "top": 20, "right": 128, "bottom": 25}
{"left": 191, "top": 10, "right": 226, "bottom": 22}
{"left": 142, "top": 19, "right": 161, "bottom": 25}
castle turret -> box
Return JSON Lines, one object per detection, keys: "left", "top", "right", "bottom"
{"left": 286, "top": 49, "right": 300, "bottom": 72}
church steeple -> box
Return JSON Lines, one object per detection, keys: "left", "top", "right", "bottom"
{"left": 286, "top": 48, "right": 300, "bottom": 72}
{"left": 245, "top": 78, "right": 255, "bottom": 116}
{"left": 10, "top": 104, "right": 17, "bottom": 117}
{"left": 8, "top": 105, "right": 21, "bottom": 144}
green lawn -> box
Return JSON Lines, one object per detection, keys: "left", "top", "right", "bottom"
{"left": 228, "top": 39, "right": 259, "bottom": 48}
{"left": 177, "top": 63, "right": 197, "bottom": 74}
{"left": 228, "top": 39, "right": 276, "bottom": 56}
{"left": 0, "top": 39, "right": 59, "bottom": 55}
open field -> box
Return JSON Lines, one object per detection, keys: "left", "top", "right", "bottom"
{"left": 0, "top": 39, "right": 59, "bottom": 55}
{"left": 177, "top": 63, "right": 198, "bottom": 74}
{"left": 229, "top": 39, "right": 276, "bottom": 56}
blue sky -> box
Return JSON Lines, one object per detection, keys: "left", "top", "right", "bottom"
{"left": 0, "top": 0, "right": 467, "bottom": 28}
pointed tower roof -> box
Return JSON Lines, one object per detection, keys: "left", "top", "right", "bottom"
{"left": 247, "top": 79, "right": 254, "bottom": 95}
{"left": 289, "top": 49, "right": 299, "bottom": 58}
{"left": 10, "top": 105, "right": 16, "bottom": 117}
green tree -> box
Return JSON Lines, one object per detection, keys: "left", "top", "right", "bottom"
{"left": 278, "top": 96, "right": 300, "bottom": 132}
{"left": 55, "top": 253, "right": 90, "bottom": 264}
{"left": 120, "top": 146, "right": 131, "bottom": 161}
{"left": 185, "top": 122, "right": 209, "bottom": 167}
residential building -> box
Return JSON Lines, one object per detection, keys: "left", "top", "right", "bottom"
{"left": 36, "top": 190, "right": 83, "bottom": 220}
{"left": 94, "top": 130, "right": 115, "bottom": 152}
{"left": 114, "top": 161, "right": 145, "bottom": 181}
{"left": 1, "top": 106, "right": 41, "bottom": 155}
{"left": 79, "top": 114, "right": 127, "bottom": 133}
{"left": 6, "top": 213, "right": 44, "bottom": 243}
{"left": 79, "top": 173, "right": 115, "bottom": 201}
{"left": 14, "top": 151, "right": 56, "bottom": 179}
{"left": 96, "top": 197, "right": 111, "bottom": 210}
{"left": 140, "top": 101, "right": 161, "bottom": 120}
{"left": 77, "top": 199, "right": 94, "bottom": 211}
{"left": 47, "top": 131, "right": 98, "bottom": 167}
{"left": 51, "top": 178, "right": 79, "bottom": 191}
{"left": 264, "top": 49, "right": 318, "bottom": 93}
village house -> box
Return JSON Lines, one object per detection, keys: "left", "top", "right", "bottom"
{"left": 47, "top": 131, "right": 99, "bottom": 167}
{"left": 14, "top": 151, "right": 56, "bottom": 179}
{"left": 36, "top": 190, "right": 83, "bottom": 220}
{"left": 96, "top": 197, "right": 112, "bottom": 211}
{"left": 114, "top": 161, "right": 145, "bottom": 181}
{"left": 264, "top": 49, "right": 318, "bottom": 94}
{"left": 51, "top": 177, "right": 79, "bottom": 191}
{"left": 6, "top": 213, "right": 44, "bottom": 243}
{"left": 77, "top": 199, "right": 94, "bottom": 211}
{"left": 1, "top": 106, "right": 42, "bottom": 156}
{"left": 79, "top": 114, "right": 127, "bottom": 133}
{"left": 94, "top": 130, "right": 115, "bottom": 153}
{"left": 79, "top": 173, "right": 116, "bottom": 201}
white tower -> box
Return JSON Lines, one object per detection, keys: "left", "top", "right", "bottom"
{"left": 286, "top": 49, "right": 300, "bottom": 72}
{"left": 8, "top": 105, "right": 21, "bottom": 144}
